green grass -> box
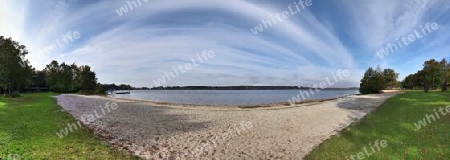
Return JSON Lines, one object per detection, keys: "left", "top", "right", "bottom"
{"left": 0, "top": 92, "right": 138, "bottom": 159}
{"left": 306, "top": 91, "right": 450, "bottom": 160}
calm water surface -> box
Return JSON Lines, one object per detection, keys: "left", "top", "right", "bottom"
{"left": 109, "top": 90, "right": 359, "bottom": 106}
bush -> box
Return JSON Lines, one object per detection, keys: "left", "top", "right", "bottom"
{"left": 11, "top": 91, "right": 21, "bottom": 98}
{"left": 3, "top": 91, "right": 21, "bottom": 98}
{"left": 360, "top": 67, "right": 386, "bottom": 94}
{"left": 78, "top": 90, "right": 96, "bottom": 95}
{"left": 78, "top": 89, "right": 105, "bottom": 95}
{"left": 94, "top": 83, "right": 105, "bottom": 95}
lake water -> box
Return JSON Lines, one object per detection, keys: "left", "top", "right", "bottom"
{"left": 108, "top": 90, "right": 359, "bottom": 106}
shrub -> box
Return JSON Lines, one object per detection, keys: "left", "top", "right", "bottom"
{"left": 360, "top": 67, "right": 386, "bottom": 94}
{"left": 11, "top": 91, "right": 21, "bottom": 98}
{"left": 78, "top": 90, "right": 96, "bottom": 95}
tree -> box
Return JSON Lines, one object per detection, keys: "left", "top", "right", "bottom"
{"left": 360, "top": 67, "right": 382, "bottom": 94}
{"left": 400, "top": 58, "right": 450, "bottom": 92}
{"left": 44, "top": 60, "right": 59, "bottom": 91}
{"left": 360, "top": 66, "right": 398, "bottom": 94}
{"left": 0, "top": 37, "right": 101, "bottom": 95}
{"left": 383, "top": 68, "right": 399, "bottom": 89}
{"left": 44, "top": 61, "right": 98, "bottom": 93}
{"left": 118, "top": 84, "right": 132, "bottom": 90}
{"left": 0, "top": 36, "right": 33, "bottom": 97}
{"left": 402, "top": 74, "right": 415, "bottom": 89}
{"left": 78, "top": 65, "right": 97, "bottom": 90}
{"left": 32, "top": 70, "right": 47, "bottom": 88}
{"left": 440, "top": 58, "right": 449, "bottom": 91}
{"left": 422, "top": 59, "right": 443, "bottom": 92}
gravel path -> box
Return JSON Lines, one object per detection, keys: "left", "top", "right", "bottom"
{"left": 55, "top": 92, "right": 401, "bottom": 159}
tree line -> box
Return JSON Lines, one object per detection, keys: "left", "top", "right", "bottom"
{"left": 43, "top": 60, "right": 100, "bottom": 93}
{"left": 100, "top": 83, "right": 133, "bottom": 91}
{"left": 402, "top": 59, "right": 450, "bottom": 92}
{"left": 0, "top": 36, "right": 102, "bottom": 97}
{"left": 151, "top": 86, "right": 359, "bottom": 90}
{"left": 152, "top": 86, "right": 301, "bottom": 90}
{"left": 360, "top": 58, "right": 450, "bottom": 94}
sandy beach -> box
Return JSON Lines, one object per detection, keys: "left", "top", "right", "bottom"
{"left": 55, "top": 92, "right": 401, "bottom": 159}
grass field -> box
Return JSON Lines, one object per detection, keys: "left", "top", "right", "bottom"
{"left": 0, "top": 92, "right": 137, "bottom": 159}
{"left": 306, "top": 91, "right": 450, "bottom": 159}
{"left": 2, "top": 91, "right": 449, "bottom": 159}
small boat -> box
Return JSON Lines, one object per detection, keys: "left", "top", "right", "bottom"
{"left": 115, "top": 91, "right": 131, "bottom": 94}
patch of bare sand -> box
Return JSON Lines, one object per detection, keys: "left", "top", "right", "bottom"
{"left": 55, "top": 92, "right": 402, "bottom": 159}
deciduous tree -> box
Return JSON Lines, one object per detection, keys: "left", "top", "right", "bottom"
{"left": 0, "top": 36, "right": 33, "bottom": 97}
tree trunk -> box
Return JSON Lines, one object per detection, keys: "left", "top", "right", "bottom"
{"left": 8, "top": 88, "right": 12, "bottom": 97}
{"left": 424, "top": 83, "right": 430, "bottom": 93}
{"left": 442, "top": 82, "right": 448, "bottom": 92}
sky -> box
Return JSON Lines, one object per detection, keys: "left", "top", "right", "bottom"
{"left": 1, "top": 0, "right": 449, "bottom": 87}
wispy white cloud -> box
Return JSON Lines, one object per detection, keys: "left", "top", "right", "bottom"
{"left": 2, "top": 0, "right": 449, "bottom": 87}
{"left": 0, "top": 0, "right": 28, "bottom": 42}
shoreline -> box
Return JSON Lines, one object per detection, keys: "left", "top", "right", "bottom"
{"left": 101, "top": 89, "right": 400, "bottom": 109}
{"left": 55, "top": 92, "right": 403, "bottom": 159}
{"left": 99, "top": 94, "right": 356, "bottom": 110}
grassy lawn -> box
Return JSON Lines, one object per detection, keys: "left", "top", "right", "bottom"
{"left": 0, "top": 92, "right": 137, "bottom": 159}
{"left": 306, "top": 91, "right": 450, "bottom": 160}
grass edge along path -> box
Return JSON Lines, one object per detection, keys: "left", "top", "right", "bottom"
{"left": 305, "top": 91, "right": 450, "bottom": 160}
{"left": 0, "top": 92, "right": 138, "bottom": 159}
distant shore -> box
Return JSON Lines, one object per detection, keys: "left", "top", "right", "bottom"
{"left": 148, "top": 86, "right": 359, "bottom": 90}
{"left": 105, "top": 94, "right": 352, "bottom": 110}
{"left": 108, "top": 89, "right": 359, "bottom": 107}
{"left": 55, "top": 91, "right": 402, "bottom": 159}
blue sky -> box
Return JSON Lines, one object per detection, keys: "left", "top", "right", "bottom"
{"left": 1, "top": 0, "right": 450, "bottom": 87}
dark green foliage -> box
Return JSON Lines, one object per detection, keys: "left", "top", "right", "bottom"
{"left": 94, "top": 83, "right": 105, "bottom": 94}
{"left": 44, "top": 61, "right": 98, "bottom": 93}
{"left": 1, "top": 36, "right": 101, "bottom": 95}
{"left": 0, "top": 36, "right": 33, "bottom": 97}
{"left": 360, "top": 66, "right": 398, "bottom": 94}
{"left": 10, "top": 91, "right": 21, "bottom": 98}
{"left": 440, "top": 58, "right": 449, "bottom": 92}
{"left": 100, "top": 83, "right": 133, "bottom": 91}
{"left": 78, "top": 65, "right": 97, "bottom": 90}
{"left": 383, "top": 68, "right": 399, "bottom": 89}
{"left": 77, "top": 90, "right": 96, "bottom": 95}
{"left": 402, "top": 58, "right": 449, "bottom": 92}
{"left": 32, "top": 70, "right": 47, "bottom": 88}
